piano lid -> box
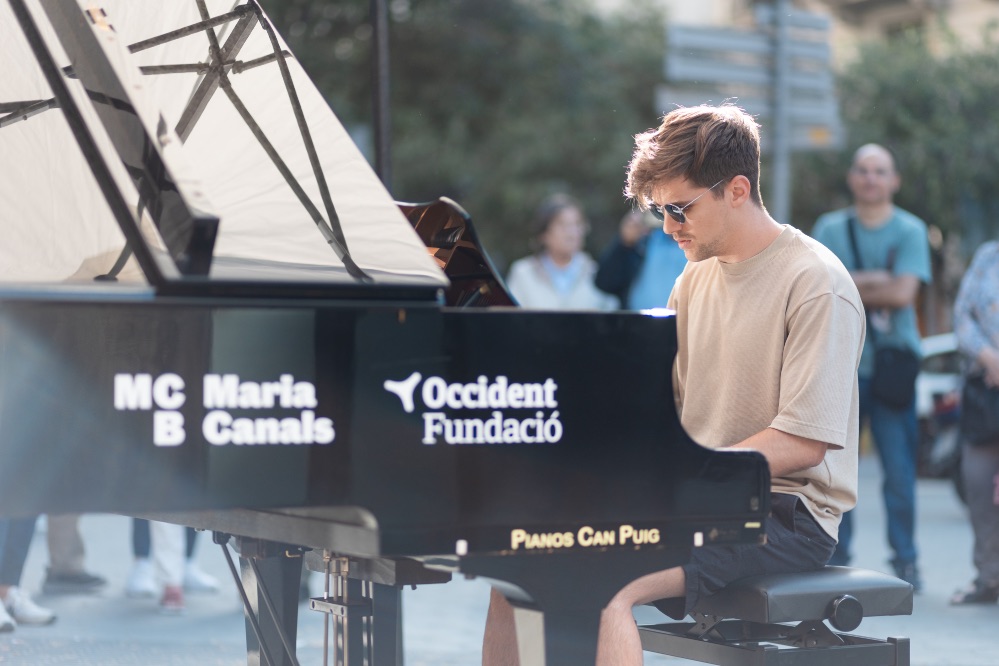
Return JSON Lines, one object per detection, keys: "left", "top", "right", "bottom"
{"left": 0, "top": 0, "right": 449, "bottom": 296}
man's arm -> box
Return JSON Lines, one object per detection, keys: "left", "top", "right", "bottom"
{"left": 851, "top": 271, "right": 920, "bottom": 310}
{"left": 728, "top": 428, "right": 828, "bottom": 478}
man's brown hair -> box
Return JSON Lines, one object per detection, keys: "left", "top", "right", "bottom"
{"left": 625, "top": 104, "right": 763, "bottom": 209}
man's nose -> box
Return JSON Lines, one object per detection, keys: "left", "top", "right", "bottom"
{"left": 663, "top": 217, "right": 682, "bottom": 235}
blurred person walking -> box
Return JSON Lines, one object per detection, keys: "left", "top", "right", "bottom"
{"left": 125, "top": 519, "right": 220, "bottom": 614}
{"left": 0, "top": 518, "right": 56, "bottom": 631}
{"left": 42, "top": 514, "right": 107, "bottom": 595}
{"left": 950, "top": 240, "right": 999, "bottom": 604}
{"left": 505, "top": 193, "right": 618, "bottom": 311}
{"left": 812, "top": 144, "right": 932, "bottom": 590}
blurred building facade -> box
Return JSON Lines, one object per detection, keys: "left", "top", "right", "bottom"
{"left": 630, "top": 0, "right": 999, "bottom": 63}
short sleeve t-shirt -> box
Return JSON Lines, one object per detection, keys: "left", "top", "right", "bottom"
{"left": 667, "top": 226, "right": 865, "bottom": 540}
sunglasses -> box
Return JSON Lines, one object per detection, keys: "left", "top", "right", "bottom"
{"left": 649, "top": 179, "right": 725, "bottom": 224}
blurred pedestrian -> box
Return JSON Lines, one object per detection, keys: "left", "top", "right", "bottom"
{"left": 950, "top": 240, "right": 999, "bottom": 604}
{"left": 812, "top": 144, "right": 932, "bottom": 590}
{"left": 0, "top": 517, "right": 56, "bottom": 631}
{"left": 42, "top": 514, "right": 107, "bottom": 595}
{"left": 125, "top": 519, "right": 220, "bottom": 614}
{"left": 505, "top": 193, "right": 618, "bottom": 310}
{"left": 595, "top": 209, "right": 687, "bottom": 309}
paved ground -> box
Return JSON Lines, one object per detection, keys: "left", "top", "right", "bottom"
{"left": 0, "top": 454, "right": 995, "bottom": 665}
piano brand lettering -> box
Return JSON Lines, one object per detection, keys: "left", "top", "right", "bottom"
{"left": 510, "top": 524, "right": 661, "bottom": 551}
{"left": 383, "top": 372, "right": 563, "bottom": 445}
{"left": 113, "top": 373, "right": 334, "bottom": 447}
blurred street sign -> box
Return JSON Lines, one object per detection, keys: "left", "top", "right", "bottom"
{"left": 659, "top": 2, "right": 843, "bottom": 223}
{"left": 661, "top": 9, "right": 842, "bottom": 152}
{"left": 653, "top": 87, "right": 841, "bottom": 147}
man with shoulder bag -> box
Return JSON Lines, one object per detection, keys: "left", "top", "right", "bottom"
{"left": 812, "top": 144, "right": 932, "bottom": 589}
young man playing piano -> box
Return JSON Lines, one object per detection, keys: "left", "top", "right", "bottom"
{"left": 483, "top": 104, "right": 866, "bottom": 665}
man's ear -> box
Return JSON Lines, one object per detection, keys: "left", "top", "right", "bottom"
{"left": 729, "top": 175, "right": 752, "bottom": 206}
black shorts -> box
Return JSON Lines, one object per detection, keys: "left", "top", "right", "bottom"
{"left": 656, "top": 492, "right": 837, "bottom": 619}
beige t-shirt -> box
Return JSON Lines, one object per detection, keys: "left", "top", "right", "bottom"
{"left": 668, "top": 225, "right": 865, "bottom": 540}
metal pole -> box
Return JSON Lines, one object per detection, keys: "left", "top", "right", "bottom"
{"left": 371, "top": 0, "right": 392, "bottom": 190}
{"left": 771, "top": 0, "right": 791, "bottom": 224}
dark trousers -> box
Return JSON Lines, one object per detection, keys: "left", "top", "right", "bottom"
{"left": 961, "top": 443, "right": 999, "bottom": 585}
{"left": 0, "top": 517, "right": 37, "bottom": 587}
{"left": 831, "top": 377, "right": 919, "bottom": 567}
{"left": 132, "top": 519, "right": 197, "bottom": 559}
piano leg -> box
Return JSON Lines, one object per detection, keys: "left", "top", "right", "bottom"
{"left": 241, "top": 555, "right": 303, "bottom": 666}
{"left": 219, "top": 536, "right": 304, "bottom": 666}
{"left": 370, "top": 582, "right": 404, "bottom": 665}
{"left": 463, "top": 548, "right": 689, "bottom": 666}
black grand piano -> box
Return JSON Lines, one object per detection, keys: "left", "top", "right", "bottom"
{"left": 0, "top": 2, "right": 770, "bottom": 664}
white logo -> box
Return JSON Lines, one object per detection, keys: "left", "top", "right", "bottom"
{"left": 114, "top": 373, "right": 335, "bottom": 447}
{"left": 383, "top": 372, "right": 422, "bottom": 413}
{"left": 383, "top": 373, "right": 563, "bottom": 446}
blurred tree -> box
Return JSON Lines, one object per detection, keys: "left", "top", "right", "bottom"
{"left": 260, "top": 0, "right": 666, "bottom": 267}
{"left": 789, "top": 28, "right": 999, "bottom": 332}
{"left": 792, "top": 29, "right": 999, "bottom": 255}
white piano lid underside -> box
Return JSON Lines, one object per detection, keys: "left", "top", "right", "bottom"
{"left": 0, "top": 0, "right": 448, "bottom": 289}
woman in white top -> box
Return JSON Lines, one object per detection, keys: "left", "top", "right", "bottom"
{"left": 505, "top": 194, "right": 618, "bottom": 311}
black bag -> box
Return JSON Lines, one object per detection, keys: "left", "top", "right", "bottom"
{"left": 871, "top": 345, "right": 920, "bottom": 410}
{"left": 959, "top": 374, "right": 999, "bottom": 446}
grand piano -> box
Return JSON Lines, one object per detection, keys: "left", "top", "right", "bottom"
{"left": 0, "top": 2, "right": 770, "bottom": 664}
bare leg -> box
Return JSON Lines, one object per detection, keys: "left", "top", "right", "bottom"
{"left": 596, "top": 566, "right": 686, "bottom": 666}
{"left": 482, "top": 588, "right": 520, "bottom": 666}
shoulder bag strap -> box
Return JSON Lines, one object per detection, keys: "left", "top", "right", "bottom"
{"left": 846, "top": 215, "right": 877, "bottom": 344}
{"left": 846, "top": 215, "right": 863, "bottom": 270}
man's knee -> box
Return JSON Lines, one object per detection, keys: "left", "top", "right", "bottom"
{"left": 611, "top": 566, "right": 686, "bottom": 610}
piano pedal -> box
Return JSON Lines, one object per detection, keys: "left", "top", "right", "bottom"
{"left": 315, "top": 554, "right": 376, "bottom": 665}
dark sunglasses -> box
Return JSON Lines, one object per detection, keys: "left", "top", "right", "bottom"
{"left": 649, "top": 179, "right": 725, "bottom": 224}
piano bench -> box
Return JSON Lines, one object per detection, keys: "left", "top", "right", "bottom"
{"left": 639, "top": 566, "right": 913, "bottom": 666}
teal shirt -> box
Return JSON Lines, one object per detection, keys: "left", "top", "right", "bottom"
{"left": 812, "top": 207, "right": 931, "bottom": 379}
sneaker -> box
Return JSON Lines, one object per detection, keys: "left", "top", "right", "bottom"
{"left": 892, "top": 560, "right": 923, "bottom": 593}
{"left": 125, "top": 558, "right": 158, "bottom": 598}
{"left": 41, "top": 569, "right": 106, "bottom": 596}
{"left": 183, "top": 561, "right": 219, "bottom": 594}
{"left": 951, "top": 579, "right": 999, "bottom": 605}
{"left": 0, "top": 600, "right": 15, "bottom": 633}
{"left": 4, "top": 587, "right": 56, "bottom": 625}
{"left": 159, "top": 585, "right": 185, "bottom": 615}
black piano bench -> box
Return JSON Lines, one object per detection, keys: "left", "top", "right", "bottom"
{"left": 639, "top": 566, "right": 913, "bottom": 666}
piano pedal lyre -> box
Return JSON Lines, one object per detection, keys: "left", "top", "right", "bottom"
{"left": 309, "top": 552, "right": 374, "bottom": 666}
